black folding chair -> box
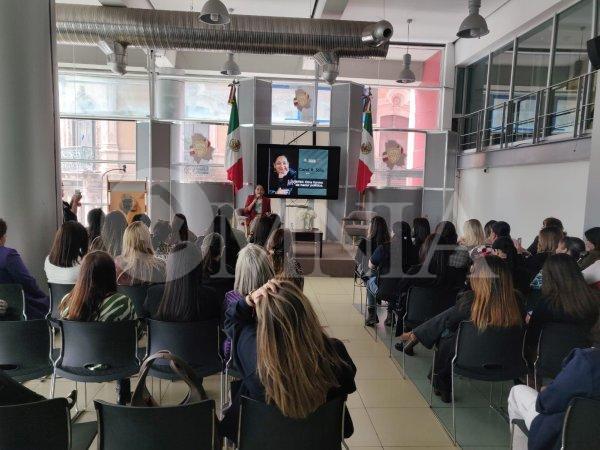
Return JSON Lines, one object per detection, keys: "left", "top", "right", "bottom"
{"left": 94, "top": 399, "right": 216, "bottom": 450}
{"left": 0, "top": 319, "right": 53, "bottom": 384}
{"left": 117, "top": 284, "right": 152, "bottom": 319}
{"left": 0, "top": 283, "right": 26, "bottom": 320}
{"left": 0, "top": 397, "right": 97, "bottom": 450}
{"left": 352, "top": 266, "right": 367, "bottom": 314}
{"left": 51, "top": 320, "right": 140, "bottom": 416}
{"left": 47, "top": 283, "right": 75, "bottom": 320}
{"left": 238, "top": 396, "right": 348, "bottom": 450}
{"left": 144, "top": 284, "right": 165, "bottom": 318}
{"left": 534, "top": 322, "right": 591, "bottom": 386}
{"left": 448, "top": 321, "right": 527, "bottom": 444}
{"left": 145, "top": 319, "right": 223, "bottom": 404}
{"left": 562, "top": 397, "right": 600, "bottom": 450}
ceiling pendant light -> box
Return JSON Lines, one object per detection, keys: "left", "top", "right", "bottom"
{"left": 397, "top": 19, "right": 416, "bottom": 84}
{"left": 221, "top": 52, "right": 241, "bottom": 76}
{"left": 199, "top": 0, "right": 230, "bottom": 25}
{"left": 457, "top": 0, "right": 489, "bottom": 39}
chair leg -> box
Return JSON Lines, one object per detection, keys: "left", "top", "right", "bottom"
{"left": 489, "top": 383, "right": 494, "bottom": 408}
{"left": 429, "top": 350, "right": 436, "bottom": 406}
{"left": 509, "top": 422, "right": 515, "bottom": 450}
{"left": 50, "top": 372, "right": 57, "bottom": 398}
{"left": 451, "top": 369, "right": 457, "bottom": 445}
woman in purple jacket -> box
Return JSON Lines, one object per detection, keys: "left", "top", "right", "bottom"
{"left": 0, "top": 219, "right": 49, "bottom": 319}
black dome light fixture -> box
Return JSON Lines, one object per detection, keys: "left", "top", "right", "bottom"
{"left": 397, "top": 19, "right": 416, "bottom": 84}
{"left": 199, "top": 0, "right": 230, "bottom": 25}
{"left": 457, "top": 0, "right": 489, "bottom": 39}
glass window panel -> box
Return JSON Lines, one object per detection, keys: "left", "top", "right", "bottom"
{"left": 370, "top": 130, "right": 424, "bottom": 188}
{"left": 465, "top": 57, "right": 489, "bottom": 114}
{"left": 60, "top": 119, "right": 139, "bottom": 224}
{"left": 271, "top": 83, "right": 331, "bottom": 125}
{"left": 184, "top": 80, "right": 231, "bottom": 121}
{"left": 59, "top": 74, "right": 150, "bottom": 118}
{"left": 487, "top": 43, "right": 514, "bottom": 144}
{"left": 513, "top": 20, "right": 553, "bottom": 97}
{"left": 171, "top": 122, "right": 228, "bottom": 183}
{"left": 371, "top": 87, "right": 439, "bottom": 130}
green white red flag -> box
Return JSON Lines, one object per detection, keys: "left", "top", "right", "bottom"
{"left": 356, "top": 91, "right": 374, "bottom": 193}
{"left": 226, "top": 83, "right": 243, "bottom": 191}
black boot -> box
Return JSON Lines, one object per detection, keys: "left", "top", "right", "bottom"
{"left": 365, "top": 309, "right": 379, "bottom": 327}
{"left": 384, "top": 312, "right": 394, "bottom": 327}
{"left": 116, "top": 379, "right": 131, "bottom": 405}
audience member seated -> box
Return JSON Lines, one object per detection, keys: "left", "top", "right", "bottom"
{"left": 211, "top": 215, "right": 241, "bottom": 271}
{"left": 580, "top": 227, "right": 600, "bottom": 270}
{"left": 62, "top": 186, "right": 81, "bottom": 223}
{"left": 527, "top": 217, "right": 564, "bottom": 256}
{"left": 86, "top": 208, "right": 105, "bottom": 245}
{"left": 90, "top": 210, "right": 128, "bottom": 257}
{"left": 436, "top": 221, "right": 470, "bottom": 269}
{"left": 400, "top": 256, "right": 524, "bottom": 402}
{"left": 530, "top": 236, "right": 586, "bottom": 291}
{"left": 491, "top": 236, "right": 530, "bottom": 293}
{"left": 197, "top": 233, "right": 234, "bottom": 312}
{"left": 45, "top": 221, "right": 88, "bottom": 284}
{"left": 266, "top": 228, "right": 304, "bottom": 290}
{"left": 248, "top": 214, "right": 281, "bottom": 247}
{"left": 223, "top": 244, "right": 275, "bottom": 358}
{"left": 242, "top": 184, "right": 271, "bottom": 230}
{"left": 582, "top": 260, "right": 600, "bottom": 289}
{"left": 508, "top": 348, "right": 600, "bottom": 450}
{"left": 522, "top": 227, "right": 563, "bottom": 283}
{"left": 355, "top": 216, "right": 390, "bottom": 280}
{"left": 221, "top": 279, "right": 357, "bottom": 443}
{"left": 483, "top": 220, "right": 497, "bottom": 244}
{"left": 525, "top": 254, "right": 599, "bottom": 367}
{"left": 365, "top": 221, "right": 415, "bottom": 327}
{"left": 490, "top": 220, "right": 511, "bottom": 243}
{"left": 151, "top": 220, "right": 172, "bottom": 259}
{"left": 0, "top": 218, "right": 49, "bottom": 319}
{"left": 59, "top": 250, "right": 134, "bottom": 405}
{"left": 169, "top": 213, "right": 197, "bottom": 245}
{"left": 131, "top": 213, "right": 151, "bottom": 228}
{"left": 114, "top": 222, "right": 166, "bottom": 285}
{"left": 154, "top": 243, "right": 220, "bottom": 323}
{"left": 412, "top": 217, "right": 430, "bottom": 258}
{"left": 458, "top": 219, "right": 485, "bottom": 258}
{"left": 217, "top": 205, "right": 247, "bottom": 249}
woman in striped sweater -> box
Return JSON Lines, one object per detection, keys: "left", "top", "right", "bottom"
{"left": 59, "top": 250, "right": 135, "bottom": 404}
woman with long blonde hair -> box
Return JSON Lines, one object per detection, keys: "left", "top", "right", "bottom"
{"left": 398, "top": 256, "right": 524, "bottom": 402}
{"left": 220, "top": 279, "right": 357, "bottom": 443}
{"left": 459, "top": 219, "right": 485, "bottom": 252}
{"left": 115, "top": 221, "right": 166, "bottom": 285}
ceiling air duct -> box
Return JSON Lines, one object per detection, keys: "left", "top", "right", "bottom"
{"left": 55, "top": 5, "right": 392, "bottom": 75}
{"left": 314, "top": 51, "right": 339, "bottom": 85}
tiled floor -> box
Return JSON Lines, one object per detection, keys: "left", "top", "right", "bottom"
{"left": 24, "top": 276, "right": 458, "bottom": 450}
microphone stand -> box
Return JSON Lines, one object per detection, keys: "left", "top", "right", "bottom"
{"left": 101, "top": 165, "right": 127, "bottom": 210}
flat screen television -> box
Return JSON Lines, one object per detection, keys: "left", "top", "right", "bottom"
{"left": 256, "top": 144, "right": 341, "bottom": 200}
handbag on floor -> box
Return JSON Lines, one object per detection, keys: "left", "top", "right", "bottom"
{"left": 130, "top": 350, "right": 208, "bottom": 407}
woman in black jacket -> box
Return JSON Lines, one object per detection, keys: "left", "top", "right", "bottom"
{"left": 221, "top": 279, "right": 356, "bottom": 443}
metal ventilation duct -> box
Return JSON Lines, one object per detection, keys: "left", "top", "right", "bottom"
{"left": 55, "top": 5, "right": 392, "bottom": 60}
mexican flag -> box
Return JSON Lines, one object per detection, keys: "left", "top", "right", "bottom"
{"left": 356, "top": 92, "right": 374, "bottom": 193}
{"left": 226, "top": 84, "right": 243, "bottom": 192}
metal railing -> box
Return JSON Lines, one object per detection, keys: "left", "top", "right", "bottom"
{"left": 458, "top": 71, "right": 597, "bottom": 152}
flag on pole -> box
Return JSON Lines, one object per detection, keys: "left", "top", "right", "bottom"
{"left": 356, "top": 89, "right": 374, "bottom": 193}
{"left": 226, "top": 83, "right": 243, "bottom": 192}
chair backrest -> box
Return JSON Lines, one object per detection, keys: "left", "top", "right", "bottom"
{"left": 0, "top": 319, "right": 51, "bottom": 379}
{"left": 347, "top": 210, "right": 376, "bottom": 222}
{"left": 454, "top": 321, "right": 527, "bottom": 381}
{"left": 238, "top": 396, "right": 345, "bottom": 450}
{"left": 117, "top": 284, "right": 150, "bottom": 318}
{"left": 405, "top": 286, "right": 456, "bottom": 326}
{"left": 536, "top": 322, "right": 592, "bottom": 379}
{"left": 562, "top": 397, "right": 600, "bottom": 450}
{"left": 57, "top": 320, "right": 139, "bottom": 370}
{"left": 48, "top": 283, "right": 75, "bottom": 319}
{"left": 0, "top": 397, "right": 71, "bottom": 450}
{"left": 95, "top": 399, "right": 215, "bottom": 450}
{"left": 0, "top": 284, "right": 26, "bottom": 320}
{"left": 147, "top": 319, "right": 222, "bottom": 377}
{"left": 144, "top": 284, "right": 165, "bottom": 318}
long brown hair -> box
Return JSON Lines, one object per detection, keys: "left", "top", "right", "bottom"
{"left": 49, "top": 221, "right": 88, "bottom": 267}
{"left": 537, "top": 226, "right": 564, "bottom": 254}
{"left": 266, "top": 229, "right": 303, "bottom": 290}
{"left": 255, "top": 280, "right": 347, "bottom": 419}
{"left": 542, "top": 253, "right": 600, "bottom": 321}
{"left": 470, "top": 256, "right": 522, "bottom": 330}
{"left": 59, "top": 251, "right": 117, "bottom": 321}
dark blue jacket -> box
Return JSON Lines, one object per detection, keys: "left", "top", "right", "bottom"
{"left": 0, "top": 246, "right": 49, "bottom": 319}
{"left": 529, "top": 347, "right": 600, "bottom": 450}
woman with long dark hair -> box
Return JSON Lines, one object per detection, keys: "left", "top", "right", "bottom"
{"left": 355, "top": 216, "right": 390, "bottom": 278}
{"left": 90, "top": 210, "right": 128, "bottom": 257}
{"left": 398, "top": 256, "right": 524, "bottom": 402}
{"left": 412, "top": 217, "right": 430, "bottom": 257}
{"left": 155, "top": 243, "right": 219, "bottom": 322}
{"left": 86, "top": 208, "right": 105, "bottom": 245}
{"left": 580, "top": 227, "right": 600, "bottom": 270}
{"left": 212, "top": 215, "right": 241, "bottom": 271}
{"left": 170, "top": 213, "right": 197, "bottom": 245}
{"left": 221, "top": 279, "right": 356, "bottom": 443}
{"left": 45, "top": 221, "right": 88, "bottom": 284}
{"left": 266, "top": 228, "right": 304, "bottom": 290}
{"left": 59, "top": 251, "right": 134, "bottom": 404}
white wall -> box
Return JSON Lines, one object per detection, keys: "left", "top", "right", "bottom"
{"left": 456, "top": 161, "right": 590, "bottom": 245}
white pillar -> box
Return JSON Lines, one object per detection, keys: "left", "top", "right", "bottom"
{"left": 0, "top": 0, "right": 61, "bottom": 282}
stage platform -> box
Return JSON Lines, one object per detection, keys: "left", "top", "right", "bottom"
{"left": 294, "top": 242, "right": 356, "bottom": 278}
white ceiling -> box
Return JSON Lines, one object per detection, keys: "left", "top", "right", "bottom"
{"left": 56, "top": 0, "right": 512, "bottom": 44}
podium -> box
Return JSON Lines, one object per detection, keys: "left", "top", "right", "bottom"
{"left": 107, "top": 180, "right": 148, "bottom": 223}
